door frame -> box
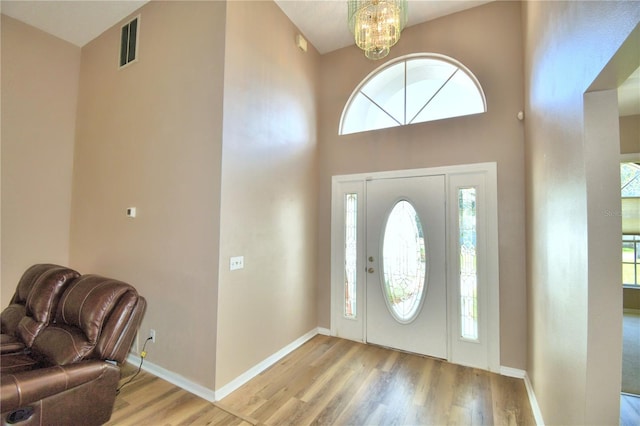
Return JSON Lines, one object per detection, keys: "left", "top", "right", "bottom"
{"left": 330, "top": 162, "right": 500, "bottom": 372}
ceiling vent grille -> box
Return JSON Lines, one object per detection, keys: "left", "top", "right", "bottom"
{"left": 120, "top": 16, "right": 139, "bottom": 68}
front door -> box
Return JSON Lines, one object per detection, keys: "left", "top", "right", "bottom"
{"left": 365, "top": 175, "right": 447, "bottom": 359}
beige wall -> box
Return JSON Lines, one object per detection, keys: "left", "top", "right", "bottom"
{"left": 1, "top": 15, "right": 80, "bottom": 305}
{"left": 5, "top": 0, "right": 319, "bottom": 395}
{"left": 523, "top": 1, "right": 640, "bottom": 424}
{"left": 69, "top": 1, "right": 226, "bottom": 389}
{"left": 620, "top": 114, "right": 640, "bottom": 154}
{"left": 317, "top": 1, "right": 527, "bottom": 369}
{"left": 215, "top": 0, "right": 319, "bottom": 389}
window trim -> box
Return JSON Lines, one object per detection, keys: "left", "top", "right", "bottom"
{"left": 119, "top": 15, "right": 141, "bottom": 70}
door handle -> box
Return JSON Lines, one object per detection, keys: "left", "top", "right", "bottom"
{"left": 368, "top": 267, "right": 375, "bottom": 273}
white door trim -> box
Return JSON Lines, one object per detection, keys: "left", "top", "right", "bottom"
{"left": 330, "top": 162, "right": 500, "bottom": 372}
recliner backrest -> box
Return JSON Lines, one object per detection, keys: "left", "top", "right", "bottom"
{"left": 31, "top": 275, "right": 146, "bottom": 365}
{"left": 0, "top": 264, "right": 79, "bottom": 346}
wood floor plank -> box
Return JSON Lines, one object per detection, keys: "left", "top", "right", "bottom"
{"left": 287, "top": 367, "right": 356, "bottom": 425}
{"left": 306, "top": 362, "right": 379, "bottom": 425}
{"left": 331, "top": 368, "right": 389, "bottom": 425}
{"left": 252, "top": 368, "right": 319, "bottom": 420}
{"left": 411, "top": 355, "right": 438, "bottom": 407}
{"left": 107, "top": 382, "right": 181, "bottom": 425}
{"left": 489, "top": 372, "right": 535, "bottom": 426}
{"left": 178, "top": 403, "right": 250, "bottom": 426}
{"left": 263, "top": 397, "right": 307, "bottom": 426}
{"left": 112, "top": 387, "right": 190, "bottom": 425}
{"left": 451, "top": 366, "right": 494, "bottom": 425}
{"left": 448, "top": 404, "right": 472, "bottom": 426}
{"left": 299, "top": 343, "right": 359, "bottom": 403}
{"left": 424, "top": 358, "right": 459, "bottom": 424}
{"left": 108, "top": 335, "right": 540, "bottom": 425}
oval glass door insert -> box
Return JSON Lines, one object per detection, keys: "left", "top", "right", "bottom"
{"left": 381, "top": 200, "right": 428, "bottom": 323}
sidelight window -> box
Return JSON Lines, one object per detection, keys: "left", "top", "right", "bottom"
{"left": 458, "top": 188, "right": 478, "bottom": 340}
{"left": 344, "top": 193, "right": 358, "bottom": 318}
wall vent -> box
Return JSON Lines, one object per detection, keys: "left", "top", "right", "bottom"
{"left": 120, "top": 16, "right": 139, "bottom": 68}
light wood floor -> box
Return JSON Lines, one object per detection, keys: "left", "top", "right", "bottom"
{"left": 108, "top": 335, "right": 537, "bottom": 425}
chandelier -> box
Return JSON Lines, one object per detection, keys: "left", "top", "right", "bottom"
{"left": 348, "top": 0, "right": 408, "bottom": 60}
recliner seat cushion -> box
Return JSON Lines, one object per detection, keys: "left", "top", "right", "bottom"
{"left": 30, "top": 323, "right": 95, "bottom": 365}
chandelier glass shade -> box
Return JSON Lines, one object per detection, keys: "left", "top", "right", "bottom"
{"left": 348, "top": 0, "right": 408, "bottom": 60}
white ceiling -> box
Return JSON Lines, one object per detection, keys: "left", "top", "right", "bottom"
{"left": 274, "top": 0, "right": 491, "bottom": 54}
{"left": 0, "top": 0, "right": 492, "bottom": 52}
{"left": 1, "top": 0, "right": 638, "bottom": 115}
{"left": 0, "top": 1, "right": 149, "bottom": 47}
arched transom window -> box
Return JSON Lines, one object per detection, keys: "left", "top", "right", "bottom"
{"left": 340, "top": 53, "right": 487, "bottom": 135}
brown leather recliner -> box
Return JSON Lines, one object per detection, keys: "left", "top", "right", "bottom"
{"left": 0, "top": 264, "right": 80, "bottom": 354}
{"left": 0, "top": 274, "right": 146, "bottom": 426}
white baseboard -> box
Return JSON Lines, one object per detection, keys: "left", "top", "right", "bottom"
{"left": 499, "top": 366, "right": 526, "bottom": 379}
{"left": 214, "top": 327, "right": 321, "bottom": 400}
{"left": 126, "top": 354, "right": 217, "bottom": 402}
{"left": 523, "top": 372, "right": 545, "bottom": 426}
{"left": 317, "top": 327, "right": 331, "bottom": 336}
{"left": 127, "top": 327, "right": 322, "bottom": 403}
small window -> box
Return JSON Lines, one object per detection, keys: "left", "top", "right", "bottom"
{"left": 622, "top": 162, "right": 640, "bottom": 198}
{"left": 340, "top": 53, "right": 486, "bottom": 135}
{"left": 621, "top": 162, "right": 640, "bottom": 287}
{"left": 120, "top": 16, "right": 139, "bottom": 68}
{"left": 623, "top": 235, "right": 640, "bottom": 286}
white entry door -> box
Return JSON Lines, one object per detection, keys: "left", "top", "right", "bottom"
{"left": 365, "top": 175, "right": 447, "bottom": 359}
{"left": 332, "top": 164, "right": 500, "bottom": 372}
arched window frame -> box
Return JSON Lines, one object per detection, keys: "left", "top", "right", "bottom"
{"left": 339, "top": 53, "right": 487, "bottom": 135}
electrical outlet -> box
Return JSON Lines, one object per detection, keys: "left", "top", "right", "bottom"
{"left": 230, "top": 256, "right": 244, "bottom": 271}
{"left": 149, "top": 329, "right": 156, "bottom": 343}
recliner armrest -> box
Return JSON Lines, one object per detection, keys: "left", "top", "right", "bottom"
{"left": 0, "top": 360, "right": 119, "bottom": 413}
